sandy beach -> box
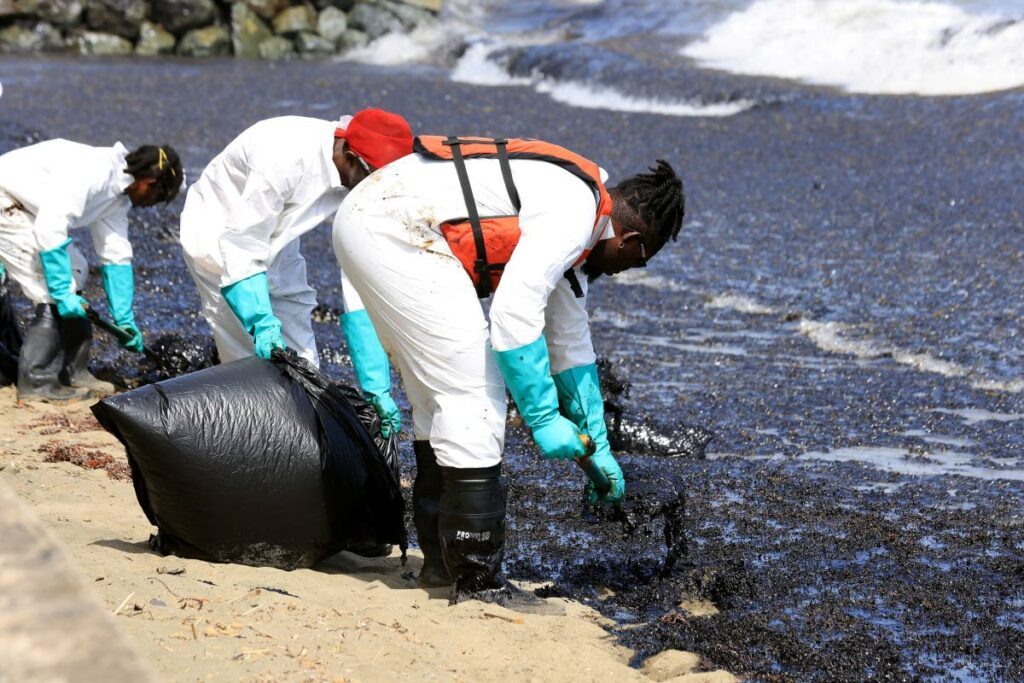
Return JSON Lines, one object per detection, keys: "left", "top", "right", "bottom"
{"left": 0, "top": 387, "right": 736, "bottom": 683}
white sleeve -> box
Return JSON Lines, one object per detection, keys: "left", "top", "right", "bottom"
{"left": 218, "top": 169, "right": 289, "bottom": 287}
{"left": 89, "top": 211, "right": 133, "bottom": 266}
{"left": 34, "top": 162, "right": 108, "bottom": 252}
{"left": 545, "top": 268, "right": 595, "bottom": 374}
{"left": 340, "top": 266, "right": 365, "bottom": 313}
{"left": 489, "top": 173, "right": 597, "bottom": 353}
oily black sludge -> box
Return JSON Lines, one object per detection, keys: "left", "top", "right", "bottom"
{"left": 92, "top": 351, "right": 406, "bottom": 570}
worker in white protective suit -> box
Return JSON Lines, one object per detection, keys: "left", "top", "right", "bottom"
{"left": 179, "top": 109, "right": 412, "bottom": 438}
{"left": 0, "top": 140, "right": 184, "bottom": 403}
{"left": 333, "top": 134, "right": 685, "bottom": 611}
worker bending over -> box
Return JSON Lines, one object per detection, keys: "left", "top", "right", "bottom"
{"left": 178, "top": 109, "right": 410, "bottom": 436}
{"left": 0, "top": 139, "right": 183, "bottom": 403}
{"left": 333, "top": 134, "right": 684, "bottom": 607}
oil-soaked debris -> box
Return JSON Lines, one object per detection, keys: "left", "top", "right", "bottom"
{"left": 312, "top": 304, "right": 341, "bottom": 324}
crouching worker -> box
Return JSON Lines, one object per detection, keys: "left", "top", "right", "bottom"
{"left": 179, "top": 109, "right": 413, "bottom": 379}
{"left": 0, "top": 140, "right": 183, "bottom": 403}
{"left": 333, "top": 135, "right": 684, "bottom": 609}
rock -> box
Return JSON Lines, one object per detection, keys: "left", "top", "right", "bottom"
{"left": 666, "top": 672, "right": 740, "bottom": 683}
{"left": 84, "top": 0, "right": 148, "bottom": 39}
{"left": 257, "top": 34, "right": 293, "bottom": 59}
{"left": 346, "top": 1, "right": 402, "bottom": 40}
{"left": 335, "top": 28, "right": 367, "bottom": 52}
{"left": 643, "top": 650, "right": 701, "bottom": 681}
{"left": 0, "top": 0, "right": 19, "bottom": 18}
{"left": 19, "top": 0, "right": 83, "bottom": 27}
{"left": 295, "top": 30, "right": 332, "bottom": 55}
{"left": 150, "top": 0, "right": 217, "bottom": 35}
{"left": 272, "top": 5, "right": 315, "bottom": 36}
{"left": 315, "top": 6, "right": 346, "bottom": 42}
{"left": 177, "top": 24, "right": 230, "bottom": 56}
{"left": 0, "top": 22, "right": 63, "bottom": 53}
{"left": 393, "top": 0, "right": 440, "bottom": 11}
{"left": 240, "top": 0, "right": 286, "bottom": 20}
{"left": 73, "top": 30, "right": 133, "bottom": 55}
{"left": 380, "top": 0, "right": 434, "bottom": 30}
{"left": 231, "top": 2, "right": 271, "bottom": 58}
{"left": 135, "top": 20, "right": 174, "bottom": 54}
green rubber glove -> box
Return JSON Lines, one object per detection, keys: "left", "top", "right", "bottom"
{"left": 221, "top": 272, "right": 285, "bottom": 360}
{"left": 494, "top": 336, "right": 590, "bottom": 460}
{"left": 553, "top": 363, "right": 625, "bottom": 504}
{"left": 101, "top": 263, "right": 144, "bottom": 353}
{"left": 39, "top": 238, "right": 87, "bottom": 318}
{"left": 341, "top": 309, "right": 401, "bottom": 437}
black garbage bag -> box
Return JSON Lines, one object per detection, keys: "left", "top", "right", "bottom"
{"left": 91, "top": 351, "right": 406, "bottom": 570}
{"left": 0, "top": 266, "right": 22, "bottom": 385}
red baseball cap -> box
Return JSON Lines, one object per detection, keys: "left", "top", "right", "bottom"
{"left": 334, "top": 108, "right": 413, "bottom": 170}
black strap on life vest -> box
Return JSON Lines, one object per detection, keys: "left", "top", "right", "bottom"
{"left": 443, "top": 136, "right": 583, "bottom": 299}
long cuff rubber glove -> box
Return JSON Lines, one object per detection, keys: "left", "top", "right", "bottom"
{"left": 101, "top": 263, "right": 143, "bottom": 353}
{"left": 341, "top": 309, "right": 401, "bottom": 437}
{"left": 553, "top": 363, "right": 626, "bottom": 505}
{"left": 221, "top": 272, "right": 285, "bottom": 360}
{"left": 39, "top": 238, "right": 87, "bottom": 319}
{"left": 494, "top": 335, "right": 589, "bottom": 461}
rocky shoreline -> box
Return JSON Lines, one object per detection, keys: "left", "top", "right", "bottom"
{"left": 0, "top": 0, "right": 439, "bottom": 58}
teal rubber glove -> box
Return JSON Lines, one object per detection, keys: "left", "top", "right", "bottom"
{"left": 221, "top": 272, "right": 285, "bottom": 360}
{"left": 101, "top": 263, "right": 143, "bottom": 353}
{"left": 494, "top": 335, "right": 589, "bottom": 460}
{"left": 341, "top": 309, "right": 401, "bottom": 437}
{"left": 39, "top": 238, "right": 87, "bottom": 319}
{"left": 553, "top": 363, "right": 626, "bottom": 505}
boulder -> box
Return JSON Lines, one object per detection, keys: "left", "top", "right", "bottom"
{"left": 316, "top": 6, "right": 346, "bottom": 42}
{"left": 295, "top": 30, "right": 332, "bottom": 55}
{"left": 231, "top": 2, "right": 271, "bottom": 58}
{"left": 257, "top": 34, "right": 293, "bottom": 59}
{"left": 0, "top": 0, "right": 20, "bottom": 18}
{"left": 379, "top": 0, "right": 433, "bottom": 30}
{"left": 0, "top": 22, "right": 63, "bottom": 53}
{"left": 74, "top": 30, "right": 133, "bottom": 55}
{"left": 335, "top": 27, "right": 367, "bottom": 52}
{"left": 85, "top": 0, "right": 149, "bottom": 39}
{"left": 240, "top": 0, "right": 286, "bottom": 20}
{"left": 346, "top": 1, "right": 402, "bottom": 40}
{"left": 393, "top": 0, "right": 440, "bottom": 11}
{"left": 272, "top": 5, "right": 315, "bottom": 36}
{"left": 642, "top": 650, "right": 701, "bottom": 682}
{"left": 177, "top": 24, "right": 230, "bottom": 56}
{"left": 135, "top": 20, "right": 174, "bottom": 54}
{"left": 150, "top": 0, "right": 217, "bottom": 35}
{"left": 19, "top": 0, "right": 83, "bottom": 27}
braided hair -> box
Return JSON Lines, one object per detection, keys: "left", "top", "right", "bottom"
{"left": 612, "top": 160, "right": 684, "bottom": 250}
{"left": 125, "top": 144, "right": 183, "bottom": 202}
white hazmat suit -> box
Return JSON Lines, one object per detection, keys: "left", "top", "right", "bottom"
{"left": 0, "top": 140, "right": 133, "bottom": 301}
{"left": 333, "top": 153, "right": 610, "bottom": 469}
{"left": 179, "top": 116, "right": 351, "bottom": 367}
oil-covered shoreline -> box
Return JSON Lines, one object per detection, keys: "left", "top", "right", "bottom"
{"left": 2, "top": 56, "right": 1022, "bottom": 681}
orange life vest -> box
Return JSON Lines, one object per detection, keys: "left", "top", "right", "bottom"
{"left": 414, "top": 135, "right": 613, "bottom": 299}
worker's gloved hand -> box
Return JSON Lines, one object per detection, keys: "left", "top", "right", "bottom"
{"left": 101, "top": 263, "right": 144, "bottom": 353}
{"left": 585, "top": 451, "right": 625, "bottom": 505}
{"left": 552, "top": 363, "right": 625, "bottom": 505}
{"left": 341, "top": 309, "right": 401, "bottom": 437}
{"left": 222, "top": 272, "right": 286, "bottom": 361}
{"left": 39, "top": 238, "right": 87, "bottom": 318}
{"left": 494, "top": 335, "right": 589, "bottom": 460}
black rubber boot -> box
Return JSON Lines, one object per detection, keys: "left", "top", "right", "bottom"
{"left": 58, "top": 315, "right": 115, "bottom": 397}
{"left": 16, "top": 304, "right": 90, "bottom": 404}
{"left": 439, "top": 464, "right": 562, "bottom": 615}
{"left": 413, "top": 440, "right": 451, "bottom": 588}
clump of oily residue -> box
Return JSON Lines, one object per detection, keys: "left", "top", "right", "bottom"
{"left": 597, "top": 357, "right": 715, "bottom": 458}
{"left": 37, "top": 440, "right": 130, "bottom": 480}
{"left": 311, "top": 304, "right": 340, "bottom": 324}
{"left": 131, "top": 334, "right": 219, "bottom": 384}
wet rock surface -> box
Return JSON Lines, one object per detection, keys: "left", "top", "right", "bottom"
{"left": 1, "top": 59, "right": 1021, "bottom": 681}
